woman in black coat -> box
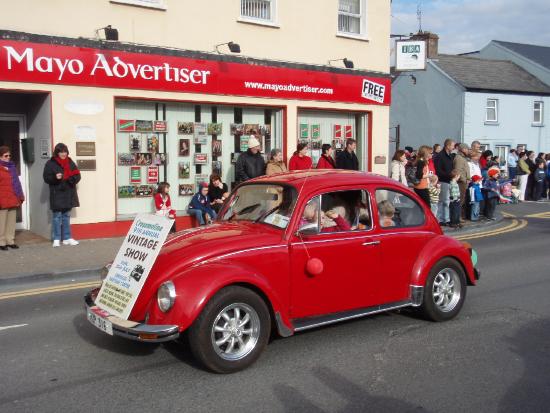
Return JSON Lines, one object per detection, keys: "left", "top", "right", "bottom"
{"left": 43, "top": 143, "right": 81, "bottom": 247}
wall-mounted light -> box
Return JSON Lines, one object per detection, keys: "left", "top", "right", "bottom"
{"left": 328, "top": 58, "right": 354, "bottom": 69}
{"left": 410, "top": 74, "right": 417, "bottom": 85}
{"left": 215, "top": 41, "right": 241, "bottom": 54}
{"left": 96, "top": 25, "right": 119, "bottom": 41}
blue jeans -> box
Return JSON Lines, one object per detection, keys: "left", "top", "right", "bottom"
{"left": 508, "top": 167, "right": 517, "bottom": 180}
{"left": 437, "top": 182, "right": 450, "bottom": 223}
{"left": 188, "top": 208, "right": 217, "bottom": 226}
{"left": 470, "top": 202, "right": 480, "bottom": 221}
{"left": 52, "top": 210, "right": 72, "bottom": 241}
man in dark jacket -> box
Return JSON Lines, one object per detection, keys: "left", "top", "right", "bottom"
{"left": 43, "top": 143, "right": 81, "bottom": 247}
{"left": 336, "top": 139, "right": 359, "bottom": 170}
{"left": 235, "top": 134, "right": 266, "bottom": 183}
{"left": 433, "top": 138, "right": 455, "bottom": 225}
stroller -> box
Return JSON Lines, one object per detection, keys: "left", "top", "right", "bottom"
{"left": 498, "top": 180, "right": 519, "bottom": 204}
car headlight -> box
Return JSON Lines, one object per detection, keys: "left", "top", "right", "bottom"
{"left": 157, "top": 281, "right": 176, "bottom": 313}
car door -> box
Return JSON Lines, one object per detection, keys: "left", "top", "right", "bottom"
{"left": 371, "top": 187, "right": 434, "bottom": 304}
{"left": 289, "top": 189, "right": 382, "bottom": 319}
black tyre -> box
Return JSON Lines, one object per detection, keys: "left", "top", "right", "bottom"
{"left": 187, "top": 286, "right": 271, "bottom": 373}
{"left": 419, "top": 258, "right": 467, "bottom": 322}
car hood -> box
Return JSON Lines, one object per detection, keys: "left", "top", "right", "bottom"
{"left": 130, "top": 221, "right": 284, "bottom": 319}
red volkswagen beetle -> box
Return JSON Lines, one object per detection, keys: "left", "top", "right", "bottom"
{"left": 86, "top": 170, "right": 479, "bottom": 373}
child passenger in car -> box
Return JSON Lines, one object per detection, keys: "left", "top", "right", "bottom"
{"left": 377, "top": 200, "right": 396, "bottom": 227}
{"left": 299, "top": 203, "right": 351, "bottom": 232}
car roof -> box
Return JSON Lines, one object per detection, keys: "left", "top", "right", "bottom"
{"left": 249, "top": 170, "right": 402, "bottom": 191}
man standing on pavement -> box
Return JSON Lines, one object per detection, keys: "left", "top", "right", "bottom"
{"left": 434, "top": 138, "right": 455, "bottom": 225}
{"left": 235, "top": 132, "right": 266, "bottom": 183}
{"left": 453, "top": 143, "right": 471, "bottom": 219}
{"left": 507, "top": 149, "right": 518, "bottom": 180}
{"left": 471, "top": 140, "right": 481, "bottom": 154}
{"left": 336, "top": 138, "right": 359, "bottom": 170}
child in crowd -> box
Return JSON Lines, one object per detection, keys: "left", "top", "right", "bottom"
{"left": 377, "top": 200, "right": 396, "bottom": 227}
{"left": 428, "top": 175, "right": 441, "bottom": 217}
{"left": 449, "top": 170, "right": 462, "bottom": 228}
{"left": 533, "top": 160, "right": 546, "bottom": 202}
{"left": 483, "top": 168, "right": 501, "bottom": 220}
{"left": 187, "top": 182, "right": 217, "bottom": 226}
{"left": 468, "top": 175, "right": 483, "bottom": 221}
{"left": 154, "top": 182, "right": 176, "bottom": 232}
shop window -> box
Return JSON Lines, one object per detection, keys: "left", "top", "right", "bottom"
{"left": 485, "top": 99, "right": 498, "bottom": 123}
{"left": 338, "top": 0, "right": 367, "bottom": 38}
{"left": 533, "top": 101, "right": 543, "bottom": 125}
{"left": 240, "top": 0, "right": 277, "bottom": 23}
{"left": 494, "top": 145, "right": 509, "bottom": 169}
{"left": 114, "top": 100, "right": 282, "bottom": 219}
{"left": 110, "top": 0, "right": 166, "bottom": 10}
{"left": 375, "top": 189, "right": 425, "bottom": 228}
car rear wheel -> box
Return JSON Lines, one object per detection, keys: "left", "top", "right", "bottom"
{"left": 188, "top": 286, "right": 271, "bottom": 373}
{"left": 419, "top": 258, "right": 467, "bottom": 322}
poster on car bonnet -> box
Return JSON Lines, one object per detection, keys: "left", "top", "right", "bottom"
{"left": 95, "top": 214, "right": 173, "bottom": 320}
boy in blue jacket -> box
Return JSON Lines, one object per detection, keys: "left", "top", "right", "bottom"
{"left": 469, "top": 175, "right": 484, "bottom": 221}
{"left": 188, "top": 182, "right": 216, "bottom": 225}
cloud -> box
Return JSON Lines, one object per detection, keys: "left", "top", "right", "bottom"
{"left": 392, "top": 0, "right": 550, "bottom": 53}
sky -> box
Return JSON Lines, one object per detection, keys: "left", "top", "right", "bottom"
{"left": 391, "top": 0, "right": 550, "bottom": 54}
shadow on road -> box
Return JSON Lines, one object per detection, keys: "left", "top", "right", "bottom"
{"left": 499, "top": 318, "right": 550, "bottom": 413}
{"left": 274, "top": 366, "right": 430, "bottom": 412}
{"left": 72, "top": 313, "right": 159, "bottom": 356}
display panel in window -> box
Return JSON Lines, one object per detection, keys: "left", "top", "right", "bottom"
{"left": 533, "top": 101, "right": 543, "bottom": 124}
{"left": 338, "top": 0, "right": 366, "bottom": 36}
{"left": 241, "top": 0, "right": 275, "bottom": 22}
{"left": 486, "top": 99, "right": 498, "bottom": 122}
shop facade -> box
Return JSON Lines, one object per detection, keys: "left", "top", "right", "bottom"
{"left": 0, "top": 31, "right": 391, "bottom": 239}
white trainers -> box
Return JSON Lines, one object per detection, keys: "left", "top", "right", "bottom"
{"left": 62, "top": 239, "right": 79, "bottom": 246}
{"left": 52, "top": 240, "right": 60, "bottom": 248}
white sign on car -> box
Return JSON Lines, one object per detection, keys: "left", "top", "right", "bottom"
{"left": 95, "top": 213, "right": 173, "bottom": 319}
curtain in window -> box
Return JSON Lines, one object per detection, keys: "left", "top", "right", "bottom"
{"left": 338, "top": 0, "right": 361, "bottom": 34}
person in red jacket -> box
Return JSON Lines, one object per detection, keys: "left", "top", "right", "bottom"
{"left": 316, "top": 144, "right": 336, "bottom": 169}
{"left": 0, "top": 146, "right": 25, "bottom": 250}
{"left": 288, "top": 143, "right": 312, "bottom": 171}
{"left": 154, "top": 182, "right": 176, "bottom": 232}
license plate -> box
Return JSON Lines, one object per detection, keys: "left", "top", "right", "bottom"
{"left": 87, "top": 308, "right": 113, "bottom": 336}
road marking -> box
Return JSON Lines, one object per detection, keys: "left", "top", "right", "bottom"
{"left": 0, "top": 281, "right": 100, "bottom": 301}
{"left": 0, "top": 323, "right": 28, "bottom": 331}
{"left": 525, "top": 211, "right": 550, "bottom": 219}
{"left": 452, "top": 218, "right": 528, "bottom": 241}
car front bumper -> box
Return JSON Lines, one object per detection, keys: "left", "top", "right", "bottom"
{"left": 84, "top": 289, "right": 179, "bottom": 343}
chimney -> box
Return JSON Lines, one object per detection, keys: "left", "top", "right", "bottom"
{"left": 410, "top": 31, "right": 439, "bottom": 59}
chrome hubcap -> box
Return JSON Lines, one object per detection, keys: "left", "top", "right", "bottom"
{"left": 211, "top": 303, "right": 260, "bottom": 361}
{"left": 432, "top": 268, "right": 461, "bottom": 312}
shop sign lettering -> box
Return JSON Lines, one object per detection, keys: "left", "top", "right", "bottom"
{"left": 361, "top": 79, "right": 385, "bottom": 104}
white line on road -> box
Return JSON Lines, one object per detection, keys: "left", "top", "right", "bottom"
{"left": 0, "top": 323, "right": 28, "bottom": 331}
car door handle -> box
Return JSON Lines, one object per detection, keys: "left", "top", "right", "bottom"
{"left": 362, "top": 240, "right": 380, "bottom": 246}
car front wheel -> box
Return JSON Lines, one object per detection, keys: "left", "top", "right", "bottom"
{"left": 188, "top": 286, "right": 271, "bottom": 373}
{"left": 419, "top": 258, "right": 467, "bottom": 322}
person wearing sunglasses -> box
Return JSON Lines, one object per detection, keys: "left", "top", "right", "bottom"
{"left": 0, "top": 146, "right": 25, "bottom": 250}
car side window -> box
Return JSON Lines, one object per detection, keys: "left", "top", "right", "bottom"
{"left": 375, "top": 189, "right": 425, "bottom": 228}
{"left": 298, "top": 190, "right": 372, "bottom": 235}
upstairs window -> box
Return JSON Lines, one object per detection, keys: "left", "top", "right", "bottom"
{"left": 486, "top": 99, "right": 498, "bottom": 122}
{"left": 110, "top": 0, "right": 166, "bottom": 10}
{"left": 338, "top": 0, "right": 366, "bottom": 37}
{"left": 241, "top": 0, "right": 276, "bottom": 23}
{"left": 533, "top": 101, "right": 543, "bottom": 124}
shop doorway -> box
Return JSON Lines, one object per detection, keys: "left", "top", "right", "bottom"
{"left": 0, "top": 115, "right": 29, "bottom": 230}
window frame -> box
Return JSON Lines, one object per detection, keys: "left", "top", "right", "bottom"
{"left": 337, "top": 0, "right": 368, "bottom": 40}
{"left": 238, "top": 0, "right": 279, "bottom": 27}
{"left": 533, "top": 101, "right": 543, "bottom": 125}
{"left": 374, "top": 188, "right": 426, "bottom": 229}
{"left": 296, "top": 189, "right": 373, "bottom": 236}
{"left": 485, "top": 98, "right": 498, "bottom": 123}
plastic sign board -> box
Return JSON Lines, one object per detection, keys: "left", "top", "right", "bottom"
{"left": 95, "top": 214, "right": 173, "bottom": 319}
{"left": 395, "top": 40, "right": 426, "bottom": 71}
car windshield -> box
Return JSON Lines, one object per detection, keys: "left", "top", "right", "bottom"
{"left": 220, "top": 184, "right": 297, "bottom": 229}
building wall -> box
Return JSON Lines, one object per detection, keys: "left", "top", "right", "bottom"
{"left": 389, "top": 61, "right": 464, "bottom": 151}
{"left": 463, "top": 91, "right": 550, "bottom": 153}
{"left": 0, "top": 81, "right": 389, "bottom": 228}
{"left": 0, "top": 0, "right": 390, "bottom": 73}
{"left": 478, "top": 42, "right": 550, "bottom": 87}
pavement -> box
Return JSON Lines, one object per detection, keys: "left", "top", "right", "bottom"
{"left": 0, "top": 200, "right": 544, "bottom": 285}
